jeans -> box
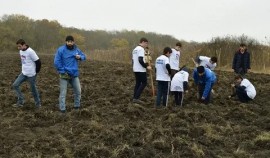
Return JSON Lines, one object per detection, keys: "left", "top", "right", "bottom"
{"left": 133, "top": 72, "right": 147, "bottom": 99}
{"left": 198, "top": 83, "right": 213, "bottom": 104}
{"left": 12, "top": 73, "right": 40, "bottom": 106}
{"left": 156, "top": 81, "right": 170, "bottom": 107}
{"left": 59, "top": 77, "right": 81, "bottom": 111}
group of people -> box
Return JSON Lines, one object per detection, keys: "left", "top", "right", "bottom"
{"left": 12, "top": 36, "right": 86, "bottom": 113}
{"left": 131, "top": 38, "right": 257, "bottom": 107}
{"left": 12, "top": 36, "right": 257, "bottom": 113}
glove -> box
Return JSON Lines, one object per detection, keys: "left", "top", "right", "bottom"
{"left": 60, "top": 73, "right": 71, "bottom": 80}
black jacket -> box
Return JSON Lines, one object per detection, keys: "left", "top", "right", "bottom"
{"left": 232, "top": 50, "right": 250, "bottom": 74}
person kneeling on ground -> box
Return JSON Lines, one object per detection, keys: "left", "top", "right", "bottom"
{"left": 170, "top": 66, "right": 189, "bottom": 107}
{"left": 193, "top": 66, "right": 216, "bottom": 104}
{"left": 229, "top": 75, "right": 256, "bottom": 103}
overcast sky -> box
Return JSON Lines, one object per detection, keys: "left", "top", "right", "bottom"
{"left": 1, "top": 0, "right": 270, "bottom": 43}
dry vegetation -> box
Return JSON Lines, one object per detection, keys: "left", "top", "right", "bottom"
{"left": 0, "top": 53, "right": 269, "bottom": 158}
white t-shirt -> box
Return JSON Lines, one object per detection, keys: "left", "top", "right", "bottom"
{"left": 155, "top": 55, "right": 170, "bottom": 81}
{"left": 20, "top": 47, "right": 39, "bottom": 77}
{"left": 240, "top": 79, "right": 256, "bottom": 99}
{"left": 169, "top": 48, "right": 180, "bottom": 70}
{"left": 199, "top": 56, "right": 217, "bottom": 70}
{"left": 171, "top": 70, "right": 189, "bottom": 92}
{"left": 132, "top": 45, "right": 146, "bottom": 72}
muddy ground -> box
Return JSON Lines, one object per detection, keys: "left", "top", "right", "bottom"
{"left": 0, "top": 53, "right": 269, "bottom": 158}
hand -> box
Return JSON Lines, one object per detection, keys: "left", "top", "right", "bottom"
{"left": 231, "top": 83, "right": 235, "bottom": 87}
{"left": 247, "top": 69, "right": 251, "bottom": 73}
{"left": 75, "top": 54, "right": 81, "bottom": 60}
{"left": 201, "top": 97, "right": 205, "bottom": 100}
{"left": 147, "top": 66, "right": 152, "bottom": 70}
{"left": 185, "top": 90, "right": 188, "bottom": 93}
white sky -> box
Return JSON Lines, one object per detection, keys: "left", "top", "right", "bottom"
{"left": 1, "top": 0, "right": 270, "bottom": 43}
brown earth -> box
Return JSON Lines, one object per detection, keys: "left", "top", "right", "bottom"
{"left": 0, "top": 53, "right": 269, "bottom": 158}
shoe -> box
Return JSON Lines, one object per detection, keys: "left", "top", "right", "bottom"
{"left": 74, "top": 107, "right": 80, "bottom": 110}
{"left": 60, "top": 110, "right": 66, "bottom": 113}
{"left": 12, "top": 103, "right": 23, "bottom": 108}
{"left": 132, "top": 99, "right": 145, "bottom": 104}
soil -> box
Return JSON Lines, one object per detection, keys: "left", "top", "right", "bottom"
{"left": 0, "top": 53, "right": 269, "bottom": 158}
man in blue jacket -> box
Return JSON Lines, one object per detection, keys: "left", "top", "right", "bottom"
{"left": 54, "top": 35, "right": 86, "bottom": 113}
{"left": 193, "top": 66, "right": 216, "bottom": 104}
{"left": 232, "top": 43, "right": 251, "bottom": 75}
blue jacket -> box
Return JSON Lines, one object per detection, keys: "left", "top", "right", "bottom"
{"left": 232, "top": 50, "right": 250, "bottom": 74}
{"left": 193, "top": 68, "right": 216, "bottom": 98}
{"left": 54, "top": 45, "right": 86, "bottom": 77}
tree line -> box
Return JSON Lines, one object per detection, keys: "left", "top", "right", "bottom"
{"left": 0, "top": 14, "right": 269, "bottom": 73}
{"left": 0, "top": 14, "right": 182, "bottom": 53}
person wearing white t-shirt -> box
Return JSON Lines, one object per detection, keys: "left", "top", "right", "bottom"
{"left": 196, "top": 56, "right": 217, "bottom": 70}
{"left": 155, "top": 47, "right": 172, "bottom": 107}
{"left": 12, "top": 39, "right": 41, "bottom": 108}
{"left": 170, "top": 66, "right": 189, "bottom": 107}
{"left": 169, "top": 42, "right": 182, "bottom": 78}
{"left": 230, "top": 75, "right": 256, "bottom": 102}
{"left": 132, "top": 38, "right": 152, "bottom": 104}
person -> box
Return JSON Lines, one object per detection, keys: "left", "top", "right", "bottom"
{"left": 170, "top": 66, "right": 189, "bottom": 107}
{"left": 193, "top": 66, "right": 216, "bottom": 104}
{"left": 132, "top": 37, "right": 152, "bottom": 104}
{"left": 155, "top": 47, "right": 172, "bottom": 107}
{"left": 229, "top": 75, "right": 256, "bottom": 102}
{"left": 196, "top": 56, "right": 217, "bottom": 70}
{"left": 12, "top": 39, "right": 41, "bottom": 108}
{"left": 169, "top": 42, "right": 182, "bottom": 78}
{"left": 54, "top": 35, "right": 86, "bottom": 113}
{"left": 232, "top": 43, "right": 251, "bottom": 75}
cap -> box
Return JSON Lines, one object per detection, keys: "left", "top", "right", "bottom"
{"left": 65, "top": 35, "right": 74, "bottom": 42}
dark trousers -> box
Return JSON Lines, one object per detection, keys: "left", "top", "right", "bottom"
{"left": 236, "top": 86, "right": 252, "bottom": 102}
{"left": 156, "top": 81, "right": 169, "bottom": 107}
{"left": 198, "top": 83, "right": 213, "bottom": 104}
{"left": 170, "top": 69, "right": 178, "bottom": 80}
{"left": 133, "top": 72, "right": 147, "bottom": 99}
{"left": 174, "top": 91, "right": 184, "bottom": 106}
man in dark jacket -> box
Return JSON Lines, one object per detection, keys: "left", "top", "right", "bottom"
{"left": 232, "top": 43, "right": 251, "bottom": 75}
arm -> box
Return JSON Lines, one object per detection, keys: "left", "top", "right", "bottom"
{"left": 202, "top": 77, "right": 212, "bottom": 98}
{"left": 166, "top": 63, "right": 171, "bottom": 75}
{"left": 247, "top": 52, "right": 251, "bottom": 69}
{"left": 232, "top": 53, "right": 237, "bottom": 69}
{"left": 35, "top": 59, "right": 41, "bottom": 73}
{"left": 139, "top": 57, "right": 148, "bottom": 68}
{"left": 76, "top": 49, "right": 86, "bottom": 61}
{"left": 54, "top": 50, "right": 65, "bottom": 74}
{"left": 183, "top": 81, "right": 188, "bottom": 91}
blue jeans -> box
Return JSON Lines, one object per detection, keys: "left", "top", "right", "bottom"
{"left": 156, "top": 81, "right": 170, "bottom": 107}
{"left": 12, "top": 73, "right": 40, "bottom": 106}
{"left": 59, "top": 77, "right": 81, "bottom": 111}
{"left": 133, "top": 72, "right": 147, "bottom": 99}
{"left": 198, "top": 83, "right": 213, "bottom": 104}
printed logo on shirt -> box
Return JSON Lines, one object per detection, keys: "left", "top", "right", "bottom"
{"left": 21, "top": 55, "right": 26, "bottom": 64}
{"left": 156, "top": 59, "right": 164, "bottom": 65}
{"left": 175, "top": 54, "right": 180, "bottom": 60}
